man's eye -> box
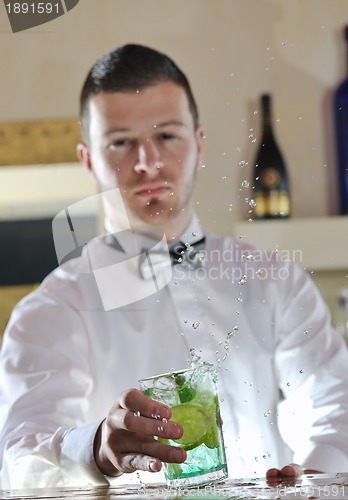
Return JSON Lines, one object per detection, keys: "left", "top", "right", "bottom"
{"left": 109, "top": 139, "right": 131, "bottom": 149}
{"left": 160, "top": 133, "right": 175, "bottom": 140}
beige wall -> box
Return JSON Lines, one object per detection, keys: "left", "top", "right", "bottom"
{"left": 1, "top": 0, "right": 347, "bottom": 234}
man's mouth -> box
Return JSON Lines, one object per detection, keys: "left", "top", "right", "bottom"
{"left": 135, "top": 184, "right": 171, "bottom": 197}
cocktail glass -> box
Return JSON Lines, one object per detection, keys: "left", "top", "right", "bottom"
{"left": 139, "top": 363, "right": 228, "bottom": 488}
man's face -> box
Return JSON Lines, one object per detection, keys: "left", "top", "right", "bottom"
{"left": 80, "top": 81, "right": 204, "bottom": 231}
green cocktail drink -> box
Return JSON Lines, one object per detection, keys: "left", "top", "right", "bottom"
{"left": 139, "top": 363, "right": 228, "bottom": 487}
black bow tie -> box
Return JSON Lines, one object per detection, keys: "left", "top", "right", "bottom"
{"left": 139, "top": 237, "right": 206, "bottom": 280}
{"left": 168, "top": 237, "right": 206, "bottom": 264}
{"left": 104, "top": 233, "right": 205, "bottom": 280}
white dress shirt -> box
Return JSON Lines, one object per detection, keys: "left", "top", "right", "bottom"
{"left": 1, "top": 218, "right": 348, "bottom": 489}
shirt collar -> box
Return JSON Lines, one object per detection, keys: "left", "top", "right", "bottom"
{"left": 104, "top": 215, "right": 204, "bottom": 256}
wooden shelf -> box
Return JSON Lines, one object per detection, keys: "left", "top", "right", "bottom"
{"left": 233, "top": 216, "right": 348, "bottom": 271}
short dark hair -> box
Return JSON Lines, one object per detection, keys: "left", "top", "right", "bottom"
{"left": 79, "top": 44, "right": 199, "bottom": 142}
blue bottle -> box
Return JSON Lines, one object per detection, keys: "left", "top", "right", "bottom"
{"left": 334, "top": 25, "right": 348, "bottom": 215}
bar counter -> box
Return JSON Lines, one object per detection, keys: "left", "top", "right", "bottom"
{"left": 1, "top": 473, "right": 348, "bottom": 500}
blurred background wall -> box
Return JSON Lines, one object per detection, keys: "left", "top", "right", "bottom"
{"left": 1, "top": 0, "right": 347, "bottom": 229}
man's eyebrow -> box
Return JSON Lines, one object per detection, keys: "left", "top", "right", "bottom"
{"left": 104, "top": 121, "right": 187, "bottom": 137}
{"left": 104, "top": 127, "right": 131, "bottom": 137}
{"left": 153, "top": 121, "right": 186, "bottom": 128}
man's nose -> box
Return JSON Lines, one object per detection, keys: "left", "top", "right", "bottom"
{"left": 134, "top": 141, "right": 164, "bottom": 175}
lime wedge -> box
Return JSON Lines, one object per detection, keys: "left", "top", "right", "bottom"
{"left": 188, "top": 393, "right": 220, "bottom": 449}
{"left": 203, "top": 424, "right": 219, "bottom": 449}
{"left": 170, "top": 403, "right": 209, "bottom": 451}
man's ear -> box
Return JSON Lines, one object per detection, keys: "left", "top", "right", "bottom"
{"left": 195, "top": 125, "right": 205, "bottom": 171}
{"left": 77, "top": 143, "right": 98, "bottom": 185}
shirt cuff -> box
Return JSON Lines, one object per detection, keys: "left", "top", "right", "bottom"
{"left": 61, "top": 419, "right": 110, "bottom": 485}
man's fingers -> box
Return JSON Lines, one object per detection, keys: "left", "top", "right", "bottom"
{"left": 107, "top": 407, "right": 183, "bottom": 441}
{"left": 116, "top": 454, "right": 163, "bottom": 474}
{"left": 266, "top": 467, "right": 281, "bottom": 478}
{"left": 107, "top": 429, "right": 185, "bottom": 462}
{"left": 119, "top": 389, "right": 171, "bottom": 420}
{"left": 110, "top": 440, "right": 186, "bottom": 474}
{"left": 124, "top": 454, "right": 162, "bottom": 473}
{"left": 280, "top": 464, "right": 303, "bottom": 477}
{"left": 266, "top": 463, "right": 303, "bottom": 478}
{"left": 109, "top": 389, "right": 184, "bottom": 441}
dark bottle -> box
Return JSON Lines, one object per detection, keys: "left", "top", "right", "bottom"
{"left": 334, "top": 25, "right": 348, "bottom": 215}
{"left": 252, "top": 94, "right": 290, "bottom": 219}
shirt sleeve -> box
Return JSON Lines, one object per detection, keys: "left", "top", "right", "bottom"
{"left": 0, "top": 288, "right": 109, "bottom": 489}
{"left": 274, "top": 260, "right": 348, "bottom": 473}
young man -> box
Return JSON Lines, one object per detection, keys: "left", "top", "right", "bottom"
{"left": 1, "top": 44, "right": 348, "bottom": 489}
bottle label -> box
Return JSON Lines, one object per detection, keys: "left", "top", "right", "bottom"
{"left": 260, "top": 168, "right": 281, "bottom": 189}
{"left": 254, "top": 191, "right": 290, "bottom": 218}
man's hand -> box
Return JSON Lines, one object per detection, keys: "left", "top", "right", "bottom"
{"left": 93, "top": 388, "right": 186, "bottom": 477}
{"left": 266, "top": 464, "right": 322, "bottom": 487}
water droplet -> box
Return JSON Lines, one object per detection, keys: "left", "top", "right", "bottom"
{"left": 151, "top": 413, "right": 161, "bottom": 420}
{"left": 239, "top": 160, "right": 248, "bottom": 168}
{"left": 242, "top": 180, "right": 250, "bottom": 189}
{"left": 192, "top": 321, "right": 200, "bottom": 329}
{"left": 157, "top": 425, "right": 164, "bottom": 433}
{"left": 239, "top": 276, "right": 247, "bottom": 285}
{"left": 249, "top": 199, "right": 256, "bottom": 208}
{"left": 162, "top": 418, "right": 168, "bottom": 423}
{"left": 189, "top": 347, "right": 201, "bottom": 365}
{"left": 286, "top": 382, "right": 290, "bottom": 387}
{"left": 242, "top": 254, "right": 254, "bottom": 262}
{"left": 227, "top": 326, "right": 239, "bottom": 339}
{"left": 299, "top": 369, "right": 304, "bottom": 374}
{"left": 134, "top": 411, "right": 141, "bottom": 417}
{"left": 256, "top": 269, "right": 264, "bottom": 277}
